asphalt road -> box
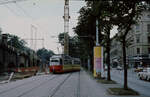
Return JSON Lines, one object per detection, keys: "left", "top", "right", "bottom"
{"left": 0, "top": 70, "right": 148, "bottom": 97}
{"left": 111, "top": 69, "right": 150, "bottom": 97}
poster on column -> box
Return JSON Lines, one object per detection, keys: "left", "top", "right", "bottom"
{"left": 93, "top": 46, "right": 103, "bottom": 77}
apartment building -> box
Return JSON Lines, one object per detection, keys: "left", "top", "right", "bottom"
{"left": 110, "top": 10, "right": 150, "bottom": 68}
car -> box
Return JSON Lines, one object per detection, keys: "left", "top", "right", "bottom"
{"left": 116, "top": 66, "right": 123, "bottom": 70}
{"left": 138, "top": 68, "right": 150, "bottom": 81}
{"left": 134, "top": 67, "right": 143, "bottom": 72}
{"left": 104, "top": 66, "right": 108, "bottom": 71}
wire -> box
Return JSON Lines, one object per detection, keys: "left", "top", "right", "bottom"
{"left": 13, "top": 1, "right": 46, "bottom": 49}
{"left": 14, "top": 1, "right": 46, "bottom": 37}
{"left": 0, "top": 0, "right": 27, "bottom": 5}
{"left": 1, "top": 0, "right": 44, "bottom": 50}
{"left": 14, "top": 2, "right": 35, "bottom": 20}
{"left": 4, "top": 4, "right": 21, "bottom": 16}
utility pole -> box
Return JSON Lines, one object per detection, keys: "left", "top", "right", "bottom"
{"left": 31, "top": 24, "right": 38, "bottom": 50}
{"left": 63, "top": 0, "right": 70, "bottom": 55}
{"left": 96, "top": 19, "right": 100, "bottom": 46}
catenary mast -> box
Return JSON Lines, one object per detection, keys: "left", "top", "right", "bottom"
{"left": 63, "top": 0, "right": 70, "bottom": 55}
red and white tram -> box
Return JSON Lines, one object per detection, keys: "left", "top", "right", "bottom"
{"left": 49, "top": 54, "right": 80, "bottom": 73}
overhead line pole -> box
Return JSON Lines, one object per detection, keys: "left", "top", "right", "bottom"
{"left": 63, "top": 0, "right": 70, "bottom": 55}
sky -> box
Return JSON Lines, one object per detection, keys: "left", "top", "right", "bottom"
{"left": 0, "top": 0, "right": 86, "bottom": 53}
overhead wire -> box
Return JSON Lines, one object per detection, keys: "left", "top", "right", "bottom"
{"left": 13, "top": 1, "right": 44, "bottom": 28}
{"left": 0, "top": 0, "right": 27, "bottom": 5}
{"left": 14, "top": 1, "right": 46, "bottom": 49}
{"left": 14, "top": 2, "right": 35, "bottom": 20}
{"left": 4, "top": 4, "right": 21, "bottom": 16}
{"left": 1, "top": 0, "right": 45, "bottom": 49}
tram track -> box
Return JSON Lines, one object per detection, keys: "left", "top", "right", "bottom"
{"left": 0, "top": 74, "right": 58, "bottom": 96}
{"left": 48, "top": 73, "right": 72, "bottom": 97}
{"left": 16, "top": 74, "right": 62, "bottom": 97}
{"left": 0, "top": 75, "right": 50, "bottom": 94}
{"left": 77, "top": 71, "right": 80, "bottom": 97}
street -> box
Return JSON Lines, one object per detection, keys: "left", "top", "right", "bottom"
{"left": 0, "top": 70, "right": 148, "bottom": 97}
{"left": 111, "top": 69, "right": 150, "bottom": 97}
{"left": 0, "top": 0, "right": 150, "bottom": 97}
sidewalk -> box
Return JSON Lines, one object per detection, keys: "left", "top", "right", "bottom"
{"left": 0, "top": 72, "right": 35, "bottom": 84}
{"left": 81, "top": 70, "right": 147, "bottom": 97}
{"left": 0, "top": 75, "right": 9, "bottom": 82}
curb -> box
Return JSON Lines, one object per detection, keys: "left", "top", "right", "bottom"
{"left": 107, "top": 88, "right": 119, "bottom": 95}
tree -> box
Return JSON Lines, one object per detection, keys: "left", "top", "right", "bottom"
{"left": 86, "top": 0, "right": 114, "bottom": 80}
{"left": 58, "top": 32, "right": 65, "bottom": 45}
{"left": 79, "top": 0, "right": 150, "bottom": 89}
{"left": 6, "top": 33, "right": 27, "bottom": 50}
{"left": 36, "top": 48, "right": 54, "bottom": 64}
{"left": 58, "top": 32, "right": 81, "bottom": 58}
{"left": 104, "top": 1, "right": 150, "bottom": 89}
{"left": 73, "top": 5, "right": 97, "bottom": 70}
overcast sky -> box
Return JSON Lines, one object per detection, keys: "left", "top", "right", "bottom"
{"left": 0, "top": 0, "right": 86, "bottom": 53}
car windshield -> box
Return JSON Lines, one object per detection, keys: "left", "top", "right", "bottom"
{"left": 148, "top": 69, "right": 150, "bottom": 72}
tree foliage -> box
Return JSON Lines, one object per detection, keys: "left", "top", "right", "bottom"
{"left": 6, "top": 33, "right": 27, "bottom": 50}
{"left": 36, "top": 48, "right": 54, "bottom": 63}
{"left": 58, "top": 32, "right": 81, "bottom": 58}
{"left": 58, "top": 32, "right": 65, "bottom": 45}
{"left": 74, "top": 0, "right": 150, "bottom": 89}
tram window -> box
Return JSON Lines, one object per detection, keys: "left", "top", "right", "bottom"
{"left": 64, "top": 60, "right": 72, "bottom": 65}
{"left": 74, "top": 61, "right": 80, "bottom": 64}
{"left": 51, "top": 60, "right": 59, "bottom": 62}
{"left": 60, "top": 59, "right": 62, "bottom": 64}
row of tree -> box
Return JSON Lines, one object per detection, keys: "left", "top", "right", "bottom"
{"left": 1, "top": 33, "right": 54, "bottom": 65}
{"left": 73, "top": 0, "right": 150, "bottom": 90}
{"left": 58, "top": 32, "right": 81, "bottom": 58}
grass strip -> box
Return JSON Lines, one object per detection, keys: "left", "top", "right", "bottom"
{"left": 97, "top": 79, "right": 117, "bottom": 84}
{"left": 107, "top": 88, "right": 139, "bottom": 95}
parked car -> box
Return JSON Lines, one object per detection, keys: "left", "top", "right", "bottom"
{"left": 116, "top": 66, "right": 123, "bottom": 70}
{"left": 138, "top": 68, "right": 150, "bottom": 81}
{"left": 104, "top": 65, "right": 112, "bottom": 71}
{"left": 104, "top": 66, "right": 108, "bottom": 71}
{"left": 134, "top": 67, "right": 143, "bottom": 72}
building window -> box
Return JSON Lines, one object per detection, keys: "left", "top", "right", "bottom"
{"left": 136, "top": 36, "right": 140, "bottom": 43}
{"left": 148, "top": 36, "right": 150, "bottom": 43}
{"left": 148, "top": 24, "right": 150, "bottom": 33}
{"left": 148, "top": 48, "right": 150, "bottom": 54}
{"left": 147, "top": 14, "right": 150, "bottom": 18}
{"left": 136, "top": 24, "right": 140, "bottom": 31}
{"left": 137, "top": 48, "right": 140, "bottom": 54}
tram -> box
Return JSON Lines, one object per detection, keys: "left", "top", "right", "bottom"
{"left": 49, "top": 54, "right": 81, "bottom": 73}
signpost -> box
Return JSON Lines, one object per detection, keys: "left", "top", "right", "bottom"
{"left": 94, "top": 46, "right": 103, "bottom": 78}
{"left": 93, "top": 19, "right": 104, "bottom": 78}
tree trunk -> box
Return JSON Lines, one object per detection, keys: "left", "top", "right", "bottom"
{"left": 122, "top": 37, "right": 128, "bottom": 90}
{"left": 106, "top": 28, "right": 111, "bottom": 81}
{"left": 90, "top": 53, "right": 93, "bottom": 72}
{"left": 2, "top": 45, "right": 6, "bottom": 72}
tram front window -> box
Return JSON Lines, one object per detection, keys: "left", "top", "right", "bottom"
{"left": 50, "top": 60, "right": 59, "bottom": 66}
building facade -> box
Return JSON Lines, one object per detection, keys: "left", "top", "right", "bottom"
{"left": 0, "top": 34, "right": 40, "bottom": 73}
{"left": 110, "top": 10, "right": 150, "bottom": 68}
{"left": 127, "top": 10, "right": 150, "bottom": 67}
{"left": 110, "top": 36, "right": 123, "bottom": 67}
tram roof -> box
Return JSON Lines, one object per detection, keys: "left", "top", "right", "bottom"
{"left": 50, "top": 54, "right": 72, "bottom": 59}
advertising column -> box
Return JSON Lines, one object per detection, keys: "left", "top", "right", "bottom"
{"left": 94, "top": 46, "right": 103, "bottom": 78}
